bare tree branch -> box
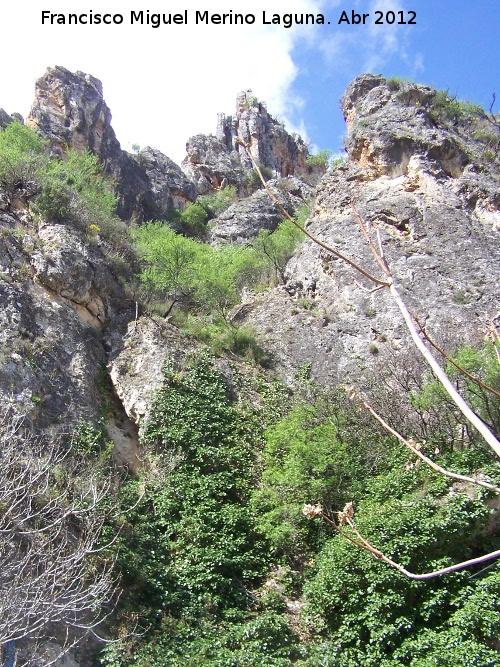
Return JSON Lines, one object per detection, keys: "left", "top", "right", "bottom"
{"left": 414, "top": 316, "right": 500, "bottom": 400}
{"left": 304, "top": 503, "right": 500, "bottom": 580}
{"left": 236, "top": 139, "right": 391, "bottom": 287}
{"left": 344, "top": 386, "right": 500, "bottom": 493}
{"left": 0, "top": 409, "right": 119, "bottom": 662}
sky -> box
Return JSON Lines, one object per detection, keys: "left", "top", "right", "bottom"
{"left": 0, "top": 1, "right": 499, "bottom": 164}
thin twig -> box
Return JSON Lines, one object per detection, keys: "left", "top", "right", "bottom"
{"left": 415, "top": 317, "right": 500, "bottom": 399}
{"left": 237, "top": 139, "right": 391, "bottom": 287}
{"left": 347, "top": 388, "right": 500, "bottom": 493}
{"left": 351, "top": 201, "right": 392, "bottom": 277}
{"left": 306, "top": 504, "right": 500, "bottom": 580}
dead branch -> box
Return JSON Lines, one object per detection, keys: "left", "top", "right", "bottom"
{"left": 415, "top": 316, "right": 500, "bottom": 399}
{"left": 236, "top": 139, "right": 391, "bottom": 288}
{"left": 0, "top": 409, "right": 118, "bottom": 655}
{"left": 344, "top": 386, "right": 500, "bottom": 493}
{"left": 304, "top": 502, "right": 500, "bottom": 580}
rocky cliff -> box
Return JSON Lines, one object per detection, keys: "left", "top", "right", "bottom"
{"left": 2, "top": 69, "right": 499, "bottom": 438}
{"left": 182, "top": 89, "right": 311, "bottom": 193}
{"left": 237, "top": 74, "right": 500, "bottom": 384}
{"left": 27, "top": 66, "right": 196, "bottom": 221}
{"left": 1, "top": 69, "right": 500, "bottom": 664}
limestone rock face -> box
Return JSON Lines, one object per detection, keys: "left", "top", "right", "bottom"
{"left": 342, "top": 73, "right": 469, "bottom": 178}
{"left": 209, "top": 177, "right": 313, "bottom": 244}
{"left": 182, "top": 134, "right": 244, "bottom": 193}
{"left": 27, "top": 66, "right": 195, "bottom": 221}
{"left": 27, "top": 66, "right": 122, "bottom": 160}
{"left": 0, "top": 224, "right": 109, "bottom": 428}
{"left": 240, "top": 76, "right": 500, "bottom": 384}
{"left": 231, "top": 90, "right": 309, "bottom": 176}
{"left": 182, "top": 90, "right": 311, "bottom": 192}
{"left": 105, "top": 319, "right": 194, "bottom": 428}
{"left": 134, "top": 147, "right": 198, "bottom": 213}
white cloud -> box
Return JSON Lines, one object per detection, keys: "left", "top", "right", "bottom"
{"left": 315, "top": 0, "right": 413, "bottom": 76}
{"left": 0, "top": 0, "right": 324, "bottom": 163}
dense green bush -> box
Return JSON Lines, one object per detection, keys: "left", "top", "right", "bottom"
{"left": 33, "top": 149, "right": 119, "bottom": 235}
{"left": 100, "top": 351, "right": 301, "bottom": 666}
{"left": 302, "top": 483, "right": 499, "bottom": 667}
{"left": 0, "top": 121, "right": 46, "bottom": 199}
{"left": 197, "top": 185, "right": 238, "bottom": 218}
{"left": 306, "top": 149, "right": 332, "bottom": 170}
{"left": 428, "top": 90, "right": 482, "bottom": 126}
{"left": 132, "top": 222, "right": 264, "bottom": 321}
{"left": 0, "top": 122, "right": 127, "bottom": 246}
{"left": 98, "top": 343, "right": 500, "bottom": 665}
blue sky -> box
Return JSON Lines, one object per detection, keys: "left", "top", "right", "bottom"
{"left": 0, "top": 1, "right": 498, "bottom": 164}
{"left": 293, "top": 0, "right": 500, "bottom": 156}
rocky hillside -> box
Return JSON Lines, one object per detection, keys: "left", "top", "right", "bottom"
{"left": 0, "top": 63, "right": 498, "bottom": 490}
{"left": 1, "top": 68, "right": 500, "bottom": 666}
{"left": 182, "top": 89, "right": 310, "bottom": 192}
{"left": 1, "top": 65, "right": 499, "bottom": 480}
{"left": 241, "top": 73, "right": 500, "bottom": 383}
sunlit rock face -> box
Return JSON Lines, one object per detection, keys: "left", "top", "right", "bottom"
{"left": 182, "top": 89, "right": 313, "bottom": 193}
{"left": 27, "top": 66, "right": 196, "bottom": 221}
{"left": 238, "top": 75, "right": 500, "bottom": 384}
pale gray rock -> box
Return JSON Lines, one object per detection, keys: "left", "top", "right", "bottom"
{"left": 240, "top": 76, "right": 500, "bottom": 384}
{"left": 106, "top": 318, "right": 194, "bottom": 428}
{"left": 209, "top": 177, "right": 313, "bottom": 244}
{"left": 182, "top": 90, "right": 313, "bottom": 193}
{"left": 182, "top": 134, "right": 244, "bottom": 192}
{"left": 134, "top": 147, "right": 197, "bottom": 211}
{"left": 343, "top": 73, "right": 470, "bottom": 178}
{"left": 0, "top": 108, "right": 14, "bottom": 128}
{"left": 27, "top": 66, "right": 196, "bottom": 221}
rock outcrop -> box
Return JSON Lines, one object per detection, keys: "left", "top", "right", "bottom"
{"left": 342, "top": 73, "right": 470, "bottom": 178}
{"left": 239, "top": 75, "right": 500, "bottom": 383}
{"left": 0, "top": 215, "right": 121, "bottom": 427}
{"left": 27, "top": 66, "right": 195, "bottom": 220}
{"left": 182, "top": 89, "right": 311, "bottom": 193}
{"left": 209, "top": 177, "right": 313, "bottom": 244}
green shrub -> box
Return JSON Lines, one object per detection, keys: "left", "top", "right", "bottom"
{"left": 303, "top": 489, "right": 498, "bottom": 667}
{"left": 306, "top": 149, "right": 332, "bottom": 170}
{"left": 252, "top": 395, "right": 389, "bottom": 559}
{"left": 178, "top": 202, "right": 208, "bottom": 236}
{"left": 0, "top": 121, "right": 46, "bottom": 199}
{"left": 99, "top": 352, "right": 295, "bottom": 665}
{"left": 428, "top": 90, "right": 482, "bottom": 126}
{"left": 35, "top": 149, "right": 117, "bottom": 228}
{"left": 31, "top": 179, "right": 72, "bottom": 222}
{"left": 250, "top": 218, "right": 303, "bottom": 284}
{"left": 197, "top": 185, "right": 238, "bottom": 219}
{"left": 242, "top": 164, "right": 274, "bottom": 194}
{"left": 133, "top": 222, "right": 264, "bottom": 321}
{"left": 386, "top": 76, "right": 405, "bottom": 91}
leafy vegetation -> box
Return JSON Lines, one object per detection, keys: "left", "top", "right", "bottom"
{"left": 98, "top": 342, "right": 500, "bottom": 666}
{"left": 306, "top": 149, "right": 332, "bottom": 170}
{"left": 0, "top": 121, "right": 129, "bottom": 248}
{"left": 132, "top": 214, "right": 302, "bottom": 357}
{"left": 100, "top": 351, "right": 301, "bottom": 666}
{"left": 242, "top": 164, "right": 274, "bottom": 194}
{"left": 250, "top": 219, "right": 303, "bottom": 284}
{"left": 428, "top": 89, "right": 483, "bottom": 126}
{"left": 0, "top": 121, "right": 46, "bottom": 200}
{"left": 166, "top": 187, "right": 238, "bottom": 238}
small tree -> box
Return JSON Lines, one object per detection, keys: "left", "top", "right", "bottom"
{"left": 250, "top": 219, "right": 303, "bottom": 284}
{"left": 0, "top": 410, "right": 117, "bottom": 664}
